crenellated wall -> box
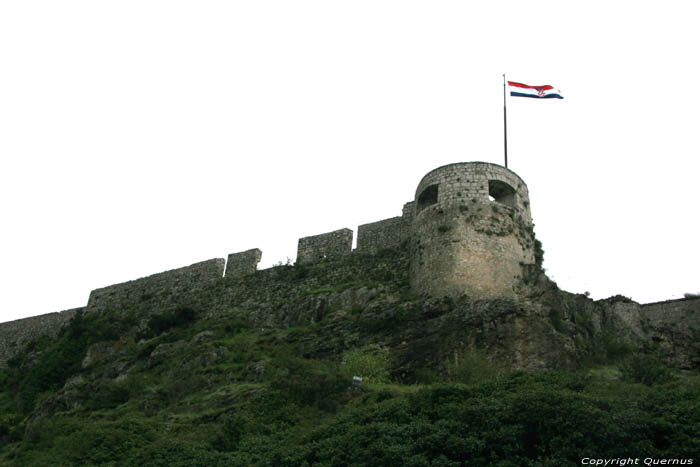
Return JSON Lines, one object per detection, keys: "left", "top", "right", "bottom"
{"left": 226, "top": 249, "right": 262, "bottom": 279}
{"left": 296, "top": 228, "right": 353, "bottom": 264}
{"left": 356, "top": 216, "right": 405, "bottom": 254}
{"left": 87, "top": 258, "right": 226, "bottom": 314}
{"left": 356, "top": 202, "right": 414, "bottom": 255}
{"left": 1, "top": 161, "right": 698, "bottom": 372}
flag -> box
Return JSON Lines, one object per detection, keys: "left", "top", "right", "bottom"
{"left": 507, "top": 81, "right": 563, "bottom": 99}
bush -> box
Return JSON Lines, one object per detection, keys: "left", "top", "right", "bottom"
{"left": 534, "top": 239, "right": 544, "bottom": 269}
{"left": 85, "top": 380, "right": 134, "bottom": 410}
{"left": 620, "top": 354, "right": 675, "bottom": 386}
{"left": 269, "top": 352, "right": 350, "bottom": 411}
{"left": 444, "top": 348, "right": 501, "bottom": 385}
{"left": 15, "top": 330, "right": 90, "bottom": 412}
{"left": 341, "top": 345, "right": 391, "bottom": 383}
{"left": 138, "top": 306, "right": 198, "bottom": 339}
{"left": 126, "top": 438, "right": 236, "bottom": 467}
{"left": 212, "top": 414, "right": 248, "bottom": 452}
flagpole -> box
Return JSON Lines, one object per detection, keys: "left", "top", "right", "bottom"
{"left": 503, "top": 74, "right": 508, "bottom": 169}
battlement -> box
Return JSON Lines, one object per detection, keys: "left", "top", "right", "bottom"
{"left": 0, "top": 162, "right": 537, "bottom": 365}
{"left": 296, "top": 228, "right": 354, "bottom": 264}
{"left": 86, "top": 258, "right": 226, "bottom": 315}
{"left": 226, "top": 249, "right": 263, "bottom": 279}
{"left": 415, "top": 161, "right": 532, "bottom": 223}
{"left": 0, "top": 161, "right": 698, "bottom": 372}
{"left": 0, "top": 204, "right": 414, "bottom": 366}
{"left": 411, "top": 162, "right": 536, "bottom": 299}
{"left": 356, "top": 202, "right": 414, "bottom": 255}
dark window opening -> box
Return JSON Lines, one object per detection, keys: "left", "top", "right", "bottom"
{"left": 488, "top": 180, "right": 516, "bottom": 209}
{"left": 417, "top": 184, "right": 439, "bottom": 212}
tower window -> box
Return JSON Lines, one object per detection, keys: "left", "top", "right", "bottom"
{"left": 488, "top": 180, "right": 516, "bottom": 208}
{"left": 417, "top": 184, "right": 439, "bottom": 212}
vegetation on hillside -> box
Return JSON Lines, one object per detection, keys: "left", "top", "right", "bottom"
{"left": 1, "top": 250, "right": 698, "bottom": 465}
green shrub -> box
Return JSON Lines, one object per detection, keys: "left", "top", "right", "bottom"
{"left": 212, "top": 414, "right": 249, "bottom": 452}
{"left": 548, "top": 308, "right": 566, "bottom": 333}
{"left": 126, "top": 438, "right": 236, "bottom": 467}
{"left": 12, "top": 310, "right": 101, "bottom": 412}
{"left": 85, "top": 379, "right": 137, "bottom": 410}
{"left": 138, "top": 306, "right": 198, "bottom": 339}
{"left": 341, "top": 344, "right": 391, "bottom": 383}
{"left": 414, "top": 367, "right": 440, "bottom": 384}
{"left": 444, "top": 348, "right": 501, "bottom": 385}
{"left": 595, "top": 331, "right": 634, "bottom": 363}
{"left": 269, "top": 352, "right": 350, "bottom": 411}
{"left": 534, "top": 239, "right": 544, "bottom": 269}
{"left": 620, "top": 354, "right": 675, "bottom": 386}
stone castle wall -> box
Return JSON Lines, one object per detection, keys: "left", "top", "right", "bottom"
{"left": 226, "top": 249, "right": 262, "bottom": 279}
{"left": 87, "top": 258, "right": 226, "bottom": 314}
{"left": 296, "top": 228, "right": 354, "bottom": 264}
{"left": 640, "top": 297, "right": 700, "bottom": 368}
{"left": 410, "top": 162, "right": 536, "bottom": 299}
{"left": 0, "top": 214, "right": 410, "bottom": 366}
{"left": 0, "top": 307, "right": 83, "bottom": 367}
{"left": 414, "top": 162, "right": 532, "bottom": 221}
{"left": 2, "top": 161, "right": 697, "bottom": 371}
{"left": 356, "top": 217, "right": 406, "bottom": 254}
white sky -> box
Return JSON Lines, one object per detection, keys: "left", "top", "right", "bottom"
{"left": 1, "top": 1, "right": 698, "bottom": 323}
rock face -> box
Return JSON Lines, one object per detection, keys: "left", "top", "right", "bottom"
{"left": 638, "top": 297, "right": 700, "bottom": 369}
{"left": 410, "top": 162, "right": 536, "bottom": 300}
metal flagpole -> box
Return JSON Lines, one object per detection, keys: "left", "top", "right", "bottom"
{"left": 503, "top": 74, "right": 508, "bottom": 169}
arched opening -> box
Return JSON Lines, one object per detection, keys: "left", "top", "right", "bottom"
{"left": 417, "top": 184, "right": 439, "bottom": 212}
{"left": 488, "top": 180, "right": 516, "bottom": 209}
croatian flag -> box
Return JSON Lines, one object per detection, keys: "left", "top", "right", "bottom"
{"left": 508, "top": 81, "right": 563, "bottom": 99}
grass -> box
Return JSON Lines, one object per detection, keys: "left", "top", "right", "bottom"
{"left": 3, "top": 361, "right": 699, "bottom": 465}
{"left": 2, "top": 244, "right": 697, "bottom": 465}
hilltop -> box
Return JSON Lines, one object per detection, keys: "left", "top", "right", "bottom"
{"left": 1, "top": 245, "right": 699, "bottom": 465}
{"left": 1, "top": 161, "right": 698, "bottom": 464}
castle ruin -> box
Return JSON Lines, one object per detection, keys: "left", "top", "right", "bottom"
{"left": 1, "top": 161, "right": 698, "bottom": 369}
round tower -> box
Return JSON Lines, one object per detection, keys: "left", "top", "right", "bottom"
{"left": 410, "top": 162, "right": 536, "bottom": 299}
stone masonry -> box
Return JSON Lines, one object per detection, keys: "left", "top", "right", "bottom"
{"left": 410, "top": 162, "right": 536, "bottom": 299}
{"left": 639, "top": 297, "right": 700, "bottom": 368}
{"left": 296, "top": 228, "right": 353, "bottom": 264}
{"left": 226, "top": 249, "right": 263, "bottom": 279}
{"left": 1, "top": 161, "right": 697, "bottom": 371}
{"left": 0, "top": 308, "right": 82, "bottom": 367}
{"left": 87, "top": 258, "right": 226, "bottom": 314}
{"left": 353, "top": 202, "right": 414, "bottom": 255}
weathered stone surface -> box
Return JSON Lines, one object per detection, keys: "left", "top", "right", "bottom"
{"left": 357, "top": 217, "right": 409, "bottom": 254}
{"left": 296, "top": 228, "right": 353, "bottom": 264}
{"left": 1, "top": 161, "right": 698, "bottom": 376}
{"left": 87, "top": 258, "right": 225, "bottom": 314}
{"left": 356, "top": 202, "right": 415, "bottom": 254}
{"left": 225, "top": 248, "right": 262, "bottom": 279}
{"left": 0, "top": 307, "right": 81, "bottom": 367}
{"left": 640, "top": 297, "right": 700, "bottom": 369}
{"left": 82, "top": 341, "right": 118, "bottom": 369}
{"left": 410, "top": 162, "right": 535, "bottom": 300}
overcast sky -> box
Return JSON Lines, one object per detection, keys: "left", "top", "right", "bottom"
{"left": 1, "top": 1, "right": 698, "bottom": 323}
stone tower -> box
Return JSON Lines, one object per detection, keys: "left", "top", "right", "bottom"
{"left": 410, "top": 162, "right": 536, "bottom": 299}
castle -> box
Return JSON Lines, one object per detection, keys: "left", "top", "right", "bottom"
{"left": 1, "top": 162, "right": 698, "bottom": 369}
{"left": 299, "top": 162, "right": 538, "bottom": 300}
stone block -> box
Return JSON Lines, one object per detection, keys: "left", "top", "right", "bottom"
{"left": 226, "top": 248, "right": 262, "bottom": 279}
